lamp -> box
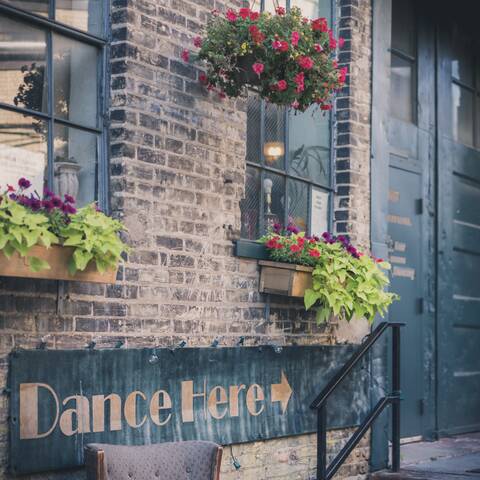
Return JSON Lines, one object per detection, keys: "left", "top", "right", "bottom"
{"left": 263, "top": 142, "right": 285, "bottom": 163}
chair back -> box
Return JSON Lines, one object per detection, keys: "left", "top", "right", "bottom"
{"left": 85, "top": 441, "right": 223, "bottom": 480}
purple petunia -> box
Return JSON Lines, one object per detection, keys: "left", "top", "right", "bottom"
{"left": 43, "top": 187, "right": 54, "bottom": 198}
{"left": 51, "top": 196, "right": 63, "bottom": 208}
{"left": 64, "top": 194, "right": 76, "bottom": 204}
{"left": 61, "top": 203, "right": 77, "bottom": 215}
{"left": 286, "top": 224, "right": 300, "bottom": 234}
{"left": 273, "top": 222, "right": 282, "bottom": 234}
{"left": 18, "top": 178, "right": 31, "bottom": 189}
{"left": 42, "top": 199, "right": 54, "bottom": 211}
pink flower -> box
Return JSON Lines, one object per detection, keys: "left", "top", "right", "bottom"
{"left": 239, "top": 7, "right": 251, "bottom": 19}
{"left": 218, "top": 91, "right": 226, "bottom": 99}
{"left": 311, "top": 17, "right": 328, "bottom": 32}
{"left": 314, "top": 43, "right": 323, "bottom": 52}
{"left": 199, "top": 72, "right": 208, "bottom": 85}
{"left": 291, "top": 100, "right": 300, "bottom": 109}
{"left": 249, "top": 11, "right": 260, "bottom": 21}
{"left": 275, "top": 6, "right": 286, "bottom": 15}
{"left": 193, "top": 36, "right": 202, "bottom": 47}
{"left": 272, "top": 40, "right": 289, "bottom": 52}
{"left": 338, "top": 66, "right": 348, "bottom": 83}
{"left": 226, "top": 9, "right": 237, "bottom": 22}
{"left": 7, "top": 185, "right": 15, "bottom": 192}
{"left": 339, "top": 37, "right": 345, "bottom": 48}
{"left": 276, "top": 79, "right": 288, "bottom": 91}
{"left": 181, "top": 49, "right": 190, "bottom": 62}
{"left": 252, "top": 62, "right": 264, "bottom": 77}
{"left": 211, "top": 8, "right": 220, "bottom": 16}
{"left": 294, "top": 72, "right": 305, "bottom": 93}
{"left": 291, "top": 31, "right": 300, "bottom": 47}
{"left": 297, "top": 55, "right": 314, "bottom": 70}
{"left": 309, "top": 249, "right": 321, "bottom": 257}
{"left": 290, "top": 244, "right": 301, "bottom": 253}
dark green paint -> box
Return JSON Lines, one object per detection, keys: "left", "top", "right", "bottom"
{"left": 9, "top": 345, "right": 369, "bottom": 475}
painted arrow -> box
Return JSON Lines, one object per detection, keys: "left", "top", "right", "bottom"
{"left": 271, "top": 370, "right": 293, "bottom": 414}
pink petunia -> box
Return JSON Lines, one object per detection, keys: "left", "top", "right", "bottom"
{"left": 193, "top": 36, "right": 202, "bottom": 47}
{"left": 291, "top": 99, "right": 300, "bottom": 109}
{"left": 272, "top": 40, "right": 289, "bottom": 52}
{"left": 275, "top": 6, "right": 286, "bottom": 15}
{"left": 276, "top": 79, "right": 288, "bottom": 91}
{"left": 311, "top": 17, "right": 328, "bottom": 32}
{"left": 239, "top": 7, "right": 251, "bottom": 19}
{"left": 226, "top": 9, "right": 237, "bottom": 22}
{"left": 252, "top": 62, "right": 264, "bottom": 77}
{"left": 249, "top": 11, "right": 260, "bottom": 21}
{"left": 181, "top": 49, "right": 190, "bottom": 62}
{"left": 297, "top": 55, "right": 314, "bottom": 70}
{"left": 314, "top": 43, "right": 323, "bottom": 52}
{"left": 291, "top": 31, "right": 300, "bottom": 47}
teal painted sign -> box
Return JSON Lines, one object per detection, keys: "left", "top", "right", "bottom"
{"left": 9, "top": 345, "right": 368, "bottom": 474}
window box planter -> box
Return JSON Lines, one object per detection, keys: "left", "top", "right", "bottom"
{"left": 0, "top": 245, "right": 117, "bottom": 284}
{"left": 259, "top": 260, "right": 312, "bottom": 297}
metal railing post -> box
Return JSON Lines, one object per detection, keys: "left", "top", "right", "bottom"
{"left": 317, "top": 405, "right": 327, "bottom": 480}
{"left": 391, "top": 324, "right": 401, "bottom": 472}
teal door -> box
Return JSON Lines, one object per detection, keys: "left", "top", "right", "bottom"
{"left": 386, "top": 0, "right": 435, "bottom": 439}
{"left": 436, "top": 9, "right": 480, "bottom": 435}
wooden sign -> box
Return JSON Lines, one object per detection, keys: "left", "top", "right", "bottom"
{"left": 9, "top": 345, "right": 368, "bottom": 475}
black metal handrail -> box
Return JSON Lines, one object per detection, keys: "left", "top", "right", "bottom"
{"left": 311, "top": 321, "right": 404, "bottom": 480}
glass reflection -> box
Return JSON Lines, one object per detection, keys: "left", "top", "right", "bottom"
{"left": 2, "top": 0, "right": 49, "bottom": 16}
{"left": 54, "top": 123, "right": 98, "bottom": 206}
{"left": 0, "top": 16, "right": 47, "bottom": 112}
{"left": 56, "top": 0, "right": 104, "bottom": 37}
{"left": 289, "top": 106, "right": 330, "bottom": 186}
{"left": 240, "top": 166, "right": 261, "bottom": 240}
{"left": 0, "top": 109, "right": 47, "bottom": 194}
{"left": 390, "top": 55, "right": 415, "bottom": 123}
{"left": 53, "top": 34, "right": 98, "bottom": 128}
{"left": 452, "top": 83, "right": 473, "bottom": 147}
{"left": 287, "top": 179, "right": 308, "bottom": 231}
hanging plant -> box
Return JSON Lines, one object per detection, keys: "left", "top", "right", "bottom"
{"left": 181, "top": 5, "right": 347, "bottom": 111}
{"left": 259, "top": 224, "right": 399, "bottom": 324}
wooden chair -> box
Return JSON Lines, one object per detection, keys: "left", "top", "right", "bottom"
{"left": 85, "top": 441, "right": 223, "bottom": 480}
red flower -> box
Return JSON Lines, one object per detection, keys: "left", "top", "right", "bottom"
{"left": 375, "top": 258, "right": 384, "bottom": 263}
{"left": 249, "top": 11, "right": 260, "bottom": 21}
{"left": 320, "top": 104, "right": 332, "bottom": 110}
{"left": 294, "top": 72, "right": 305, "bottom": 93}
{"left": 309, "top": 249, "right": 321, "bottom": 257}
{"left": 218, "top": 91, "right": 226, "bottom": 99}
{"left": 266, "top": 238, "right": 279, "bottom": 249}
{"left": 290, "top": 244, "right": 301, "bottom": 253}
{"left": 338, "top": 66, "right": 348, "bottom": 83}
{"left": 239, "top": 7, "right": 251, "bottom": 19}
{"left": 181, "top": 49, "right": 190, "bottom": 62}
{"left": 275, "top": 6, "right": 286, "bottom": 15}
{"left": 329, "top": 37, "right": 337, "bottom": 49}
{"left": 339, "top": 37, "right": 345, "bottom": 48}
{"left": 276, "top": 79, "right": 288, "bottom": 91}
{"left": 249, "top": 25, "right": 265, "bottom": 44}
{"left": 291, "top": 31, "right": 300, "bottom": 47}
{"left": 193, "top": 36, "right": 202, "bottom": 47}
{"left": 272, "top": 40, "right": 289, "bottom": 52}
{"left": 252, "top": 62, "right": 264, "bottom": 77}
{"left": 314, "top": 43, "right": 323, "bottom": 52}
{"left": 297, "top": 55, "right": 314, "bottom": 70}
{"left": 226, "top": 9, "right": 237, "bottom": 22}
{"left": 7, "top": 184, "right": 15, "bottom": 192}
{"left": 199, "top": 72, "right": 208, "bottom": 85}
{"left": 311, "top": 17, "right": 328, "bottom": 32}
{"left": 291, "top": 99, "right": 300, "bottom": 109}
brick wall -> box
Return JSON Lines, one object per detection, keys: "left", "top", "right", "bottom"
{"left": 0, "top": 0, "right": 373, "bottom": 478}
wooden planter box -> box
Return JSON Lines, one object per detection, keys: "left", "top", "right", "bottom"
{"left": 259, "top": 260, "right": 313, "bottom": 297}
{"left": 0, "top": 245, "right": 117, "bottom": 284}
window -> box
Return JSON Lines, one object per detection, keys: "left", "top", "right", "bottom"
{"left": 0, "top": 1, "right": 108, "bottom": 208}
{"left": 451, "top": 24, "right": 479, "bottom": 148}
{"left": 240, "top": 0, "right": 334, "bottom": 243}
{"left": 390, "top": 0, "right": 417, "bottom": 124}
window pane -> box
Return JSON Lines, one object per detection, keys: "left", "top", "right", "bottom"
{"left": 0, "top": 16, "right": 47, "bottom": 112}
{"left": 451, "top": 30, "right": 473, "bottom": 86}
{"left": 287, "top": 179, "right": 308, "bottom": 232}
{"left": 264, "top": 172, "right": 285, "bottom": 231}
{"left": 391, "top": 0, "right": 415, "bottom": 56}
{"left": 2, "top": 0, "right": 49, "bottom": 16}
{"left": 452, "top": 83, "right": 473, "bottom": 147}
{"left": 310, "top": 187, "right": 329, "bottom": 236}
{"left": 53, "top": 34, "right": 98, "bottom": 127}
{"left": 390, "top": 54, "right": 415, "bottom": 123}
{"left": 54, "top": 123, "right": 98, "bottom": 206}
{"left": 289, "top": 106, "right": 330, "bottom": 186}
{"left": 56, "top": 0, "right": 104, "bottom": 37}
{"left": 264, "top": 105, "right": 285, "bottom": 170}
{"left": 246, "top": 95, "right": 261, "bottom": 165}
{"left": 240, "top": 166, "right": 261, "bottom": 240}
{"left": 0, "top": 109, "right": 47, "bottom": 193}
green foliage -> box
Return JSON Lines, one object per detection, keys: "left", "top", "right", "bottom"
{"left": 60, "top": 204, "right": 129, "bottom": 275}
{"left": 259, "top": 227, "right": 398, "bottom": 324}
{"left": 0, "top": 196, "right": 58, "bottom": 269}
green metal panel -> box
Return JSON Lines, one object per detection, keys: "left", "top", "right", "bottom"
{"left": 9, "top": 345, "right": 369, "bottom": 475}
{"left": 437, "top": 12, "right": 480, "bottom": 434}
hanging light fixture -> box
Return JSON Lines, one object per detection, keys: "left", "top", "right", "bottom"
{"left": 263, "top": 142, "right": 285, "bottom": 163}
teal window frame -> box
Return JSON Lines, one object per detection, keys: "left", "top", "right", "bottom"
{"left": 0, "top": 0, "right": 110, "bottom": 211}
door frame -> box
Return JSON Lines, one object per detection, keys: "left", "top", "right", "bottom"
{"left": 370, "top": 0, "right": 438, "bottom": 470}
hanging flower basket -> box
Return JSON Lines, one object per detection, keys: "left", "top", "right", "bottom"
{"left": 181, "top": 5, "right": 347, "bottom": 111}
{"left": 0, "top": 178, "right": 129, "bottom": 284}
